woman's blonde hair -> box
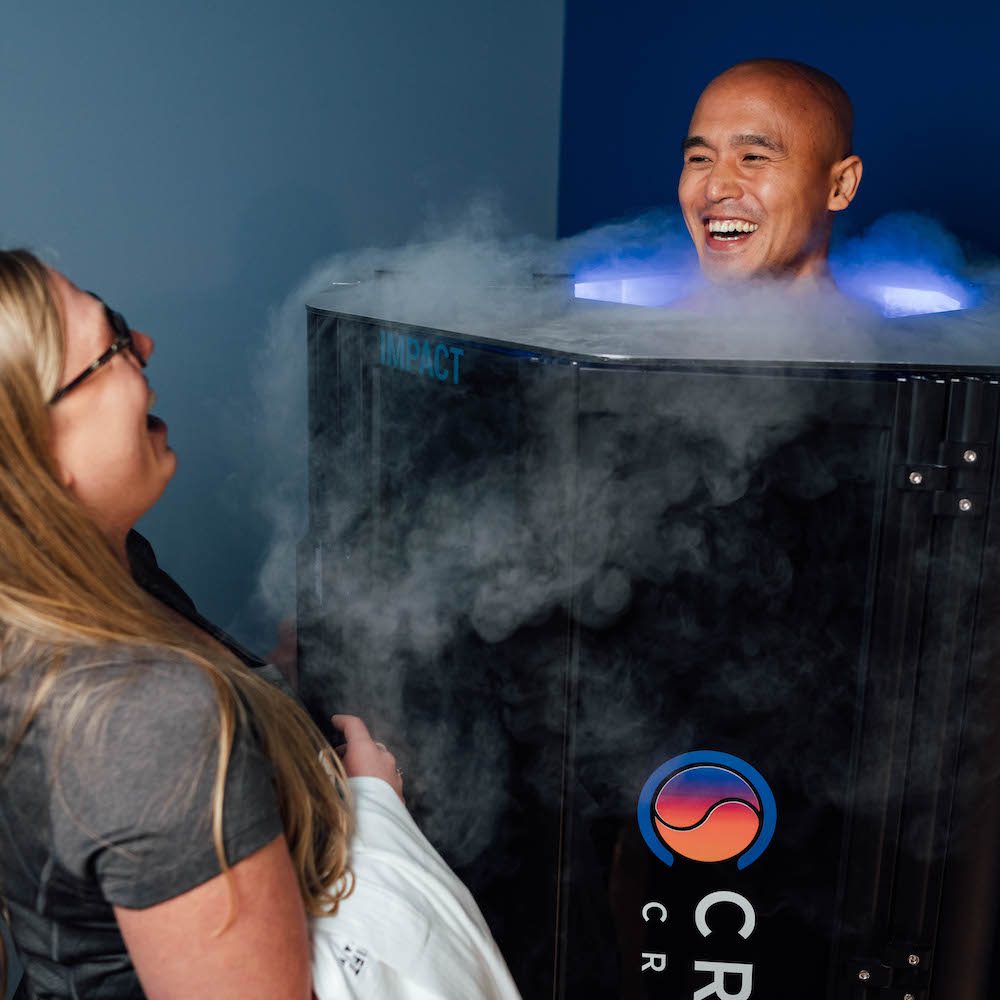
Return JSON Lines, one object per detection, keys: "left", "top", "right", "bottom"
{"left": 0, "top": 249, "right": 352, "bottom": 926}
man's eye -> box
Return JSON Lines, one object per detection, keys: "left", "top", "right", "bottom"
{"left": 743, "top": 154, "right": 767, "bottom": 162}
{"left": 686, "top": 155, "right": 710, "bottom": 164}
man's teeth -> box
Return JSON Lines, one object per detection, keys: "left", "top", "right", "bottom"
{"left": 707, "top": 220, "right": 759, "bottom": 234}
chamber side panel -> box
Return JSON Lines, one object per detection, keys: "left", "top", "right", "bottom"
{"left": 559, "top": 368, "right": 895, "bottom": 998}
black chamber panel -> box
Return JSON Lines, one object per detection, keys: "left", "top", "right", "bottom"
{"left": 300, "top": 318, "right": 573, "bottom": 989}
{"left": 299, "top": 308, "right": 1000, "bottom": 1000}
{"left": 559, "top": 368, "right": 893, "bottom": 998}
{"left": 369, "top": 339, "right": 570, "bottom": 987}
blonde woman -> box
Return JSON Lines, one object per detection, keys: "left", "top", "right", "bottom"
{"left": 0, "top": 250, "right": 518, "bottom": 999}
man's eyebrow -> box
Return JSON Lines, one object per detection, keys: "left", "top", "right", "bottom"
{"left": 681, "top": 135, "right": 711, "bottom": 153}
{"left": 731, "top": 133, "right": 786, "bottom": 153}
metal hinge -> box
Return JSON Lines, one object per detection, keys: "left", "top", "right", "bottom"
{"left": 847, "top": 942, "right": 931, "bottom": 998}
{"left": 897, "top": 440, "right": 989, "bottom": 517}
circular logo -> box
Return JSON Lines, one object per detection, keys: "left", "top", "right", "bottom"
{"left": 637, "top": 751, "right": 776, "bottom": 869}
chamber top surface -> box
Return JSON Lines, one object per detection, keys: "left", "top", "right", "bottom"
{"left": 306, "top": 280, "right": 1000, "bottom": 372}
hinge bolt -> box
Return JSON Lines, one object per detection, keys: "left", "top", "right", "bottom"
{"left": 964, "top": 449, "right": 978, "bottom": 463}
{"left": 958, "top": 498, "right": 973, "bottom": 513}
{"left": 858, "top": 970, "right": 871, "bottom": 981}
{"left": 908, "top": 953, "right": 921, "bottom": 966}
{"left": 909, "top": 471, "right": 924, "bottom": 485}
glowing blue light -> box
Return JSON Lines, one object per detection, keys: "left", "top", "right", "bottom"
{"left": 832, "top": 256, "right": 973, "bottom": 317}
{"left": 876, "top": 285, "right": 963, "bottom": 318}
{"left": 574, "top": 270, "right": 974, "bottom": 318}
{"left": 573, "top": 274, "right": 689, "bottom": 307}
{"left": 569, "top": 210, "right": 981, "bottom": 318}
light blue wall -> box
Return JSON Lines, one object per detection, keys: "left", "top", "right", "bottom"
{"left": 0, "top": 2, "right": 564, "bottom": 654}
{"left": 1, "top": 3, "right": 563, "bottom": 993}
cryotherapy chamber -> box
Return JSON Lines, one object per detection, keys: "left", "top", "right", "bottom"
{"left": 297, "top": 278, "right": 1000, "bottom": 999}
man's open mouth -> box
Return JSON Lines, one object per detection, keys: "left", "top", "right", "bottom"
{"left": 704, "top": 219, "right": 759, "bottom": 244}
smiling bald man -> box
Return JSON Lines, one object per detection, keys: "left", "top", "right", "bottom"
{"left": 679, "top": 59, "right": 863, "bottom": 285}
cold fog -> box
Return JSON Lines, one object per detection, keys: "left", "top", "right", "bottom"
{"left": 251, "top": 206, "right": 998, "bottom": 866}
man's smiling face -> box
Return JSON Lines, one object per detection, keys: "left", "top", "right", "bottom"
{"left": 678, "top": 67, "right": 858, "bottom": 283}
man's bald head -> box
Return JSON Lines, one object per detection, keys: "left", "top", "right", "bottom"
{"left": 715, "top": 59, "right": 854, "bottom": 160}
{"left": 678, "top": 58, "right": 862, "bottom": 283}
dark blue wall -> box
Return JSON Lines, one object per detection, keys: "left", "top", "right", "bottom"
{"left": 559, "top": 1, "right": 1000, "bottom": 257}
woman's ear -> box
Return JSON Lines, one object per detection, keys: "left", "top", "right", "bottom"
{"left": 58, "top": 465, "right": 75, "bottom": 489}
{"left": 48, "top": 431, "right": 76, "bottom": 489}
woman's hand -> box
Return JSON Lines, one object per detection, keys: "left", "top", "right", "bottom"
{"left": 331, "top": 714, "right": 404, "bottom": 801}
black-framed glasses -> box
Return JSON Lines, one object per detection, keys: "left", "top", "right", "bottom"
{"left": 48, "top": 293, "right": 146, "bottom": 405}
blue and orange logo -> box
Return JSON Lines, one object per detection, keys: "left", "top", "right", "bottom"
{"left": 637, "top": 751, "right": 776, "bottom": 870}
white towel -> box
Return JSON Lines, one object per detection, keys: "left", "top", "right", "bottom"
{"left": 311, "top": 777, "right": 522, "bottom": 1000}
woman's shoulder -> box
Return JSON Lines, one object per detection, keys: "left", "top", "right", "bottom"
{"left": 10, "top": 644, "right": 231, "bottom": 774}
{"left": 28, "top": 644, "right": 282, "bottom": 909}
{"left": 53, "top": 643, "right": 220, "bottom": 712}
{"left": 2, "top": 643, "right": 213, "bottom": 738}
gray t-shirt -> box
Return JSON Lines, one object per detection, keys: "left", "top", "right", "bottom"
{"left": 0, "top": 647, "right": 284, "bottom": 999}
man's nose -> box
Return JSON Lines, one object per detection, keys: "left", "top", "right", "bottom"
{"left": 705, "top": 161, "right": 744, "bottom": 202}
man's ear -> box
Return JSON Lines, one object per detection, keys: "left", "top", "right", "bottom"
{"left": 828, "top": 155, "right": 863, "bottom": 211}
